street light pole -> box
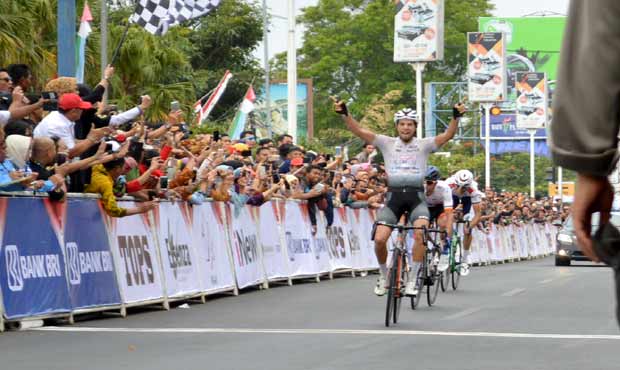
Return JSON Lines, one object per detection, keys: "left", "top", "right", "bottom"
{"left": 262, "top": 0, "right": 272, "bottom": 138}
{"left": 287, "top": 0, "right": 297, "bottom": 142}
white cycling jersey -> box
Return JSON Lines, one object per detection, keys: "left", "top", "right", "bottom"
{"left": 424, "top": 180, "right": 453, "bottom": 208}
{"left": 445, "top": 175, "right": 482, "bottom": 204}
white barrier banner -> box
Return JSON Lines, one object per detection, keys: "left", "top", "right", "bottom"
{"left": 230, "top": 205, "right": 265, "bottom": 289}
{"left": 191, "top": 203, "right": 235, "bottom": 293}
{"left": 516, "top": 225, "right": 529, "bottom": 259}
{"left": 259, "top": 202, "right": 290, "bottom": 280}
{"left": 328, "top": 208, "right": 353, "bottom": 271}
{"left": 156, "top": 202, "right": 201, "bottom": 298}
{"left": 108, "top": 202, "right": 164, "bottom": 304}
{"left": 283, "top": 201, "right": 318, "bottom": 277}
{"left": 355, "top": 209, "right": 379, "bottom": 270}
{"left": 470, "top": 228, "right": 483, "bottom": 264}
{"left": 313, "top": 211, "right": 333, "bottom": 274}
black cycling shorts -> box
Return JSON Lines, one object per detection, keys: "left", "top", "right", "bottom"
{"left": 376, "top": 190, "right": 429, "bottom": 226}
{"left": 452, "top": 195, "right": 472, "bottom": 214}
{"left": 428, "top": 205, "right": 445, "bottom": 224}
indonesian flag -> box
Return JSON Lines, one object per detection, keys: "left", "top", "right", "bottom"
{"left": 229, "top": 86, "right": 256, "bottom": 139}
{"left": 75, "top": 2, "right": 93, "bottom": 83}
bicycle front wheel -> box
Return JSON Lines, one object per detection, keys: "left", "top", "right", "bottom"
{"left": 385, "top": 249, "right": 401, "bottom": 327}
{"left": 427, "top": 249, "right": 441, "bottom": 306}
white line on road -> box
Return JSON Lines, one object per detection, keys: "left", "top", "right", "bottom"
{"left": 442, "top": 307, "right": 483, "bottom": 320}
{"left": 30, "top": 326, "right": 620, "bottom": 341}
{"left": 501, "top": 288, "right": 526, "bottom": 297}
{"left": 539, "top": 279, "right": 554, "bottom": 284}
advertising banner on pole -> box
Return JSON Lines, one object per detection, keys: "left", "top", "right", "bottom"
{"left": 283, "top": 201, "right": 318, "bottom": 277}
{"left": 515, "top": 72, "right": 547, "bottom": 129}
{"left": 191, "top": 203, "right": 236, "bottom": 293}
{"left": 258, "top": 202, "right": 290, "bottom": 280}
{"left": 64, "top": 199, "right": 121, "bottom": 310}
{"left": 155, "top": 202, "right": 202, "bottom": 298}
{"left": 394, "top": 0, "right": 444, "bottom": 62}
{"left": 327, "top": 208, "right": 353, "bottom": 271}
{"left": 107, "top": 202, "right": 164, "bottom": 304}
{"left": 0, "top": 198, "right": 71, "bottom": 319}
{"left": 230, "top": 205, "right": 265, "bottom": 289}
{"left": 467, "top": 32, "right": 507, "bottom": 102}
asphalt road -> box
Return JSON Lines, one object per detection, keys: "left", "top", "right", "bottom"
{"left": 1, "top": 257, "right": 618, "bottom": 370}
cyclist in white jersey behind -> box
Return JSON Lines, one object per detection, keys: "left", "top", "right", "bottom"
{"left": 333, "top": 97, "right": 466, "bottom": 296}
{"left": 423, "top": 166, "right": 454, "bottom": 272}
{"left": 445, "top": 169, "right": 482, "bottom": 273}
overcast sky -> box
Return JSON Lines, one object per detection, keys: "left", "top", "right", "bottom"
{"left": 255, "top": 0, "right": 570, "bottom": 62}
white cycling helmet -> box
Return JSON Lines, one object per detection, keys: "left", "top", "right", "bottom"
{"left": 454, "top": 169, "right": 474, "bottom": 187}
{"left": 393, "top": 108, "right": 418, "bottom": 124}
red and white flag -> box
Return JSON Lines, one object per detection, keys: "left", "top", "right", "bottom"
{"left": 194, "top": 70, "right": 233, "bottom": 126}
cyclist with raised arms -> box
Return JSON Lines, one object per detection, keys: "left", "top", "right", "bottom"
{"left": 446, "top": 169, "right": 482, "bottom": 273}
{"left": 423, "top": 166, "right": 454, "bottom": 272}
{"left": 333, "top": 98, "right": 465, "bottom": 296}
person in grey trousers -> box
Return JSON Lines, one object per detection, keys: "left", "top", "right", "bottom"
{"left": 550, "top": 1, "right": 620, "bottom": 324}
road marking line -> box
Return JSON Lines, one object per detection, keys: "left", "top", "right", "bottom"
{"left": 30, "top": 326, "right": 620, "bottom": 340}
{"left": 442, "top": 307, "right": 482, "bottom": 320}
{"left": 539, "top": 279, "right": 554, "bottom": 284}
{"left": 502, "top": 288, "right": 526, "bottom": 297}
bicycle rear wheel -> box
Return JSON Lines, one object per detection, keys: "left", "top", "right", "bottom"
{"left": 427, "top": 249, "right": 441, "bottom": 306}
{"left": 385, "top": 249, "right": 401, "bottom": 327}
{"left": 451, "top": 239, "right": 461, "bottom": 290}
{"left": 440, "top": 267, "right": 449, "bottom": 292}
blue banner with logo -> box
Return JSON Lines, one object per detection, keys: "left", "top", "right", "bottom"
{"left": 0, "top": 198, "right": 71, "bottom": 319}
{"left": 479, "top": 113, "right": 550, "bottom": 157}
{"left": 64, "top": 199, "right": 121, "bottom": 310}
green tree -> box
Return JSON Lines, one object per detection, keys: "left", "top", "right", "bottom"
{"left": 273, "top": 0, "right": 494, "bottom": 141}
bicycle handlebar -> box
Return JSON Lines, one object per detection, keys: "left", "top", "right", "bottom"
{"left": 376, "top": 222, "right": 447, "bottom": 235}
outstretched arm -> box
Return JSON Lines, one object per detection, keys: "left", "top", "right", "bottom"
{"left": 332, "top": 97, "right": 376, "bottom": 144}
{"left": 435, "top": 103, "right": 465, "bottom": 148}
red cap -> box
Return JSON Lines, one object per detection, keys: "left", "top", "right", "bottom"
{"left": 58, "top": 93, "right": 92, "bottom": 110}
{"left": 291, "top": 158, "right": 304, "bottom": 166}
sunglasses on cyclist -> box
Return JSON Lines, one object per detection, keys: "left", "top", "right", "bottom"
{"left": 425, "top": 180, "right": 436, "bottom": 185}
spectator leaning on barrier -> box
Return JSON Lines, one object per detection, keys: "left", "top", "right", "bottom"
{"left": 85, "top": 156, "right": 156, "bottom": 218}
{"left": 294, "top": 164, "right": 334, "bottom": 235}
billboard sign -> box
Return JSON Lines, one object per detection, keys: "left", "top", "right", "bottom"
{"left": 254, "top": 80, "right": 314, "bottom": 140}
{"left": 393, "top": 0, "right": 444, "bottom": 62}
{"left": 467, "top": 32, "right": 507, "bottom": 102}
{"left": 515, "top": 72, "right": 547, "bottom": 129}
{"left": 479, "top": 17, "right": 565, "bottom": 102}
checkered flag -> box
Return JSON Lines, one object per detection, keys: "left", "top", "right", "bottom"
{"left": 130, "top": 0, "right": 221, "bottom": 36}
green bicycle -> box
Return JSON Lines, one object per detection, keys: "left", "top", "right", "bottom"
{"left": 440, "top": 219, "right": 468, "bottom": 291}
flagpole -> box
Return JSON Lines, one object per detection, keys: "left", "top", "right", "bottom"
{"left": 101, "top": 0, "right": 108, "bottom": 100}
{"left": 110, "top": 21, "right": 131, "bottom": 66}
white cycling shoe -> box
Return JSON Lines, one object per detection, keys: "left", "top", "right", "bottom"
{"left": 459, "top": 263, "right": 471, "bottom": 276}
{"left": 438, "top": 254, "right": 450, "bottom": 272}
{"left": 374, "top": 276, "right": 387, "bottom": 296}
{"left": 405, "top": 281, "right": 418, "bottom": 296}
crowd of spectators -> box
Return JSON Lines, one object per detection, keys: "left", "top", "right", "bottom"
{"left": 0, "top": 62, "right": 567, "bottom": 233}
